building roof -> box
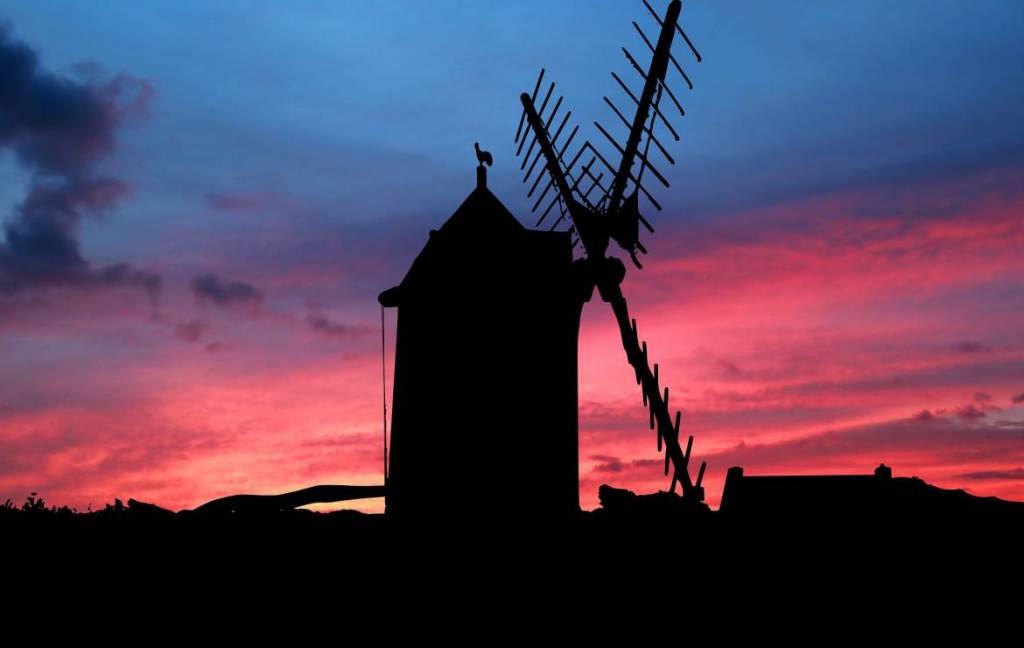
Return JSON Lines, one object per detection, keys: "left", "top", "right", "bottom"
{"left": 379, "top": 178, "right": 569, "bottom": 307}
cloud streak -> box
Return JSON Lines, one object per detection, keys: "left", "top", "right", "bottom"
{"left": 191, "top": 272, "right": 262, "bottom": 308}
{"left": 307, "top": 308, "right": 370, "bottom": 341}
{"left": 958, "top": 468, "right": 1024, "bottom": 482}
{"left": 205, "top": 191, "right": 276, "bottom": 212}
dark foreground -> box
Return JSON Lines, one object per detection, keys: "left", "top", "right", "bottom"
{"left": 5, "top": 482, "right": 1019, "bottom": 629}
{"left": 4, "top": 477, "right": 1022, "bottom": 569}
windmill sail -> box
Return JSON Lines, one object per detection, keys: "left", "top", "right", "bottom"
{"left": 515, "top": 0, "right": 705, "bottom": 501}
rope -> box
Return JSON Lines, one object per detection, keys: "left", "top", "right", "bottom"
{"left": 381, "top": 303, "right": 388, "bottom": 481}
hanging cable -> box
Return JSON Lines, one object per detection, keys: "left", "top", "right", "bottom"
{"left": 381, "top": 303, "right": 389, "bottom": 482}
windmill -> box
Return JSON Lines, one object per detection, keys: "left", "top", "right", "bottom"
{"left": 514, "top": 0, "right": 706, "bottom": 503}
{"left": 193, "top": 0, "right": 706, "bottom": 517}
{"left": 185, "top": 4, "right": 1003, "bottom": 526}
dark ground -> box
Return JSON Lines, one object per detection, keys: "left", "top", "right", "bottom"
{"left": 3, "top": 488, "right": 1020, "bottom": 630}
{"left": 4, "top": 479, "right": 1021, "bottom": 569}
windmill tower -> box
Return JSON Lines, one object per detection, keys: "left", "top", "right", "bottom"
{"left": 380, "top": 0, "right": 706, "bottom": 519}
{"left": 379, "top": 162, "right": 581, "bottom": 519}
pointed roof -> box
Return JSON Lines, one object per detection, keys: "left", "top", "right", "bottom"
{"left": 380, "top": 183, "right": 552, "bottom": 307}
{"left": 438, "top": 185, "right": 525, "bottom": 237}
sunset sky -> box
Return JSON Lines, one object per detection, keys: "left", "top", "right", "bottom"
{"left": 1, "top": 1, "right": 1022, "bottom": 512}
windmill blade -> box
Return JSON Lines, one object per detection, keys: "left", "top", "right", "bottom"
{"left": 518, "top": 81, "right": 555, "bottom": 164}
{"left": 533, "top": 142, "right": 586, "bottom": 219}
{"left": 679, "top": 27, "right": 702, "bottom": 64}
{"left": 520, "top": 132, "right": 539, "bottom": 168}
{"left": 514, "top": 68, "right": 545, "bottom": 144}
{"left": 568, "top": 156, "right": 598, "bottom": 208}
{"left": 606, "top": 0, "right": 681, "bottom": 218}
{"left": 515, "top": 110, "right": 527, "bottom": 144}
{"left": 511, "top": 1, "right": 709, "bottom": 501}
{"left": 579, "top": 170, "right": 607, "bottom": 210}
{"left": 550, "top": 110, "right": 573, "bottom": 149}
{"left": 534, "top": 146, "right": 585, "bottom": 221}
{"left": 516, "top": 129, "right": 535, "bottom": 158}
{"left": 544, "top": 95, "right": 564, "bottom": 130}
{"left": 635, "top": 83, "right": 668, "bottom": 189}
{"left": 603, "top": 278, "right": 699, "bottom": 499}
{"left": 605, "top": 96, "right": 674, "bottom": 164}
{"left": 537, "top": 81, "right": 556, "bottom": 121}
{"left": 583, "top": 142, "right": 662, "bottom": 211}
{"left": 521, "top": 90, "right": 612, "bottom": 255}
{"left": 594, "top": 120, "right": 670, "bottom": 189}
{"left": 526, "top": 110, "right": 572, "bottom": 184}
{"left": 610, "top": 83, "right": 663, "bottom": 262}
{"left": 531, "top": 123, "right": 583, "bottom": 200}
{"left": 524, "top": 150, "right": 544, "bottom": 182}
{"left": 642, "top": 0, "right": 701, "bottom": 62}
{"left": 527, "top": 162, "right": 549, "bottom": 196}
{"left": 639, "top": 213, "right": 654, "bottom": 234}
{"left": 550, "top": 200, "right": 577, "bottom": 232}
{"left": 537, "top": 193, "right": 561, "bottom": 226}
{"left": 582, "top": 171, "right": 607, "bottom": 201}
{"left": 632, "top": 20, "right": 694, "bottom": 90}
{"left": 611, "top": 71, "right": 679, "bottom": 141}
{"left": 515, "top": 72, "right": 600, "bottom": 234}
{"left": 523, "top": 95, "right": 565, "bottom": 177}
{"left": 532, "top": 178, "right": 557, "bottom": 215}
{"left": 558, "top": 124, "right": 581, "bottom": 160}
{"left": 621, "top": 46, "right": 685, "bottom": 117}
{"left": 593, "top": 121, "right": 626, "bottom": 160}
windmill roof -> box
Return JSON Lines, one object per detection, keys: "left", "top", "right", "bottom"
{"left": 438, "top": 184, "right": 525, "bottom": 236}
{"left": 378, "top": 184, "right": 569, "bottom": 307}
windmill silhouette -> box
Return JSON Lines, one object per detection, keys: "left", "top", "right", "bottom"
{"left": 89, "top": 3, "right": 1024, "bottom": 535}
{"left": 193, "top": 0, "right": 706, "bottom": 517}
{"left": 514, "top": 0, "right": 706, "bottom": 503}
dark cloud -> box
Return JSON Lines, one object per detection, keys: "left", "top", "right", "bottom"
{"left": 717, "top": 359, "right": 742, "bottom": 376}
{"left": 191, "top": 273, "right": 262, "bottom": 308}
{"left": 913, "top": 409, "right": 936, "bottom": 422}
{"left": 591, "top": 454, "right": 624, "bottom": 474}
{"left": 307, "top": 310, "right": 369, "bottom": 340}
{"left": 0, "top": 25, "right": 159, "bottom": 299}
{"left": 173, "top": 319, "right": 207, "bottom": 344}
{"left": 205, "top": 191, "right": 276, "bottom": 212}
{"left": 1013, "top": 393, "right": 1024, "bottom": 404}
{"left": 589, "top": 454, "right": 660, "bottom": 475}
{"left": 952, "top": 341, "right": 991, "bottom": 354}
{"left": 204, "top": 341, "right": 227, "bottom": 353}
{"left": 952, "top": 404, "right": 986, "bottom": 422}
{"left": 958, "top": 468, "right": 1024, "bottom": 482}
{"left": 974, "top": 392, "right": 992, "bottom": 403}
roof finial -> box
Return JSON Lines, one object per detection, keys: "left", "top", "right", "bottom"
{"left": 474, "top": 142, "right": 492, "bottom": 189}
{"left": 474, "top": 142, "right": 493, "bottom": 167}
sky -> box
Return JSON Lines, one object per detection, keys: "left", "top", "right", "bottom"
{"left": 1, "top": 0, "right": 1022, "bottom": 512}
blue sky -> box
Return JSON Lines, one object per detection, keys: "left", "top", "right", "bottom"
{"left": 5, "top": 0, "right": 1021, "bottom": 240}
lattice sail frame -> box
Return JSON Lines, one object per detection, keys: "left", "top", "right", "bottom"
{"left": 513, "top": 0, "right": 707, "bottom": 501}
{"left": 514, "top": 0, "right": 701, "bottom": 260}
